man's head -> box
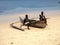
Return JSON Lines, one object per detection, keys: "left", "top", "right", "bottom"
{"left": 25, "top": 14, "right": 28, "bottom": 19}
{"left": 41, "top": 11, "right": 44, "bottom": 16}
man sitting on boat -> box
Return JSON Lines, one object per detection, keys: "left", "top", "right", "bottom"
{"left": 23, "top": 14, "right": 30, "bottom": 30}
{"left": 39, "top": 11, "right": 47, "bottom": 24}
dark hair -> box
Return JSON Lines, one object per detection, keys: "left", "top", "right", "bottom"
{"left": 25, "top": 14, "right": 28, "bottom": 18}
{"left": 41, "top": 11, "right": 44, "bottom": 15}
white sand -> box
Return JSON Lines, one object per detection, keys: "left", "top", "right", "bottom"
{"left": 0, "top": 10, "right": 60, "bottom": 45}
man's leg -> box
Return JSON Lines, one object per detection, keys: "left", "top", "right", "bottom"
{"left": 45, "top": 19, "right": 47, "bottom": 24}
{"left": 27, "top": 23, "right": 30, "bottom": 30}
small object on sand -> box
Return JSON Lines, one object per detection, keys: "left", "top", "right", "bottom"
{"left": 11, "top": 42, "right": 13, "bottom": 44}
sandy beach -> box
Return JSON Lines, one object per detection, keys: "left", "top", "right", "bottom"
{"left": 0, "top": 10, "right": 60, "bottom": 45}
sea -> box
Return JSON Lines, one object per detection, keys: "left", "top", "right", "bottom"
{"left": 0, "top": 0, "right": 60, "bottom": 15}
{"left": 0, "top": 0, "right": 60, "bottom": 22}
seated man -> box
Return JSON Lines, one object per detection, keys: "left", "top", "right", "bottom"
{"left": 39, "top": 11, "right": 45, "bottom": 21}
{"left": 23, "top": 14, "right": 30, "bottom": 30}
{"left": 39, "top": 11, "right": 47, "bottom": 24}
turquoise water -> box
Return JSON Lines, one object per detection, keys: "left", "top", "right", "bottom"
{"left": 0, "top": 0, "right": 60, "bottom": 15}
